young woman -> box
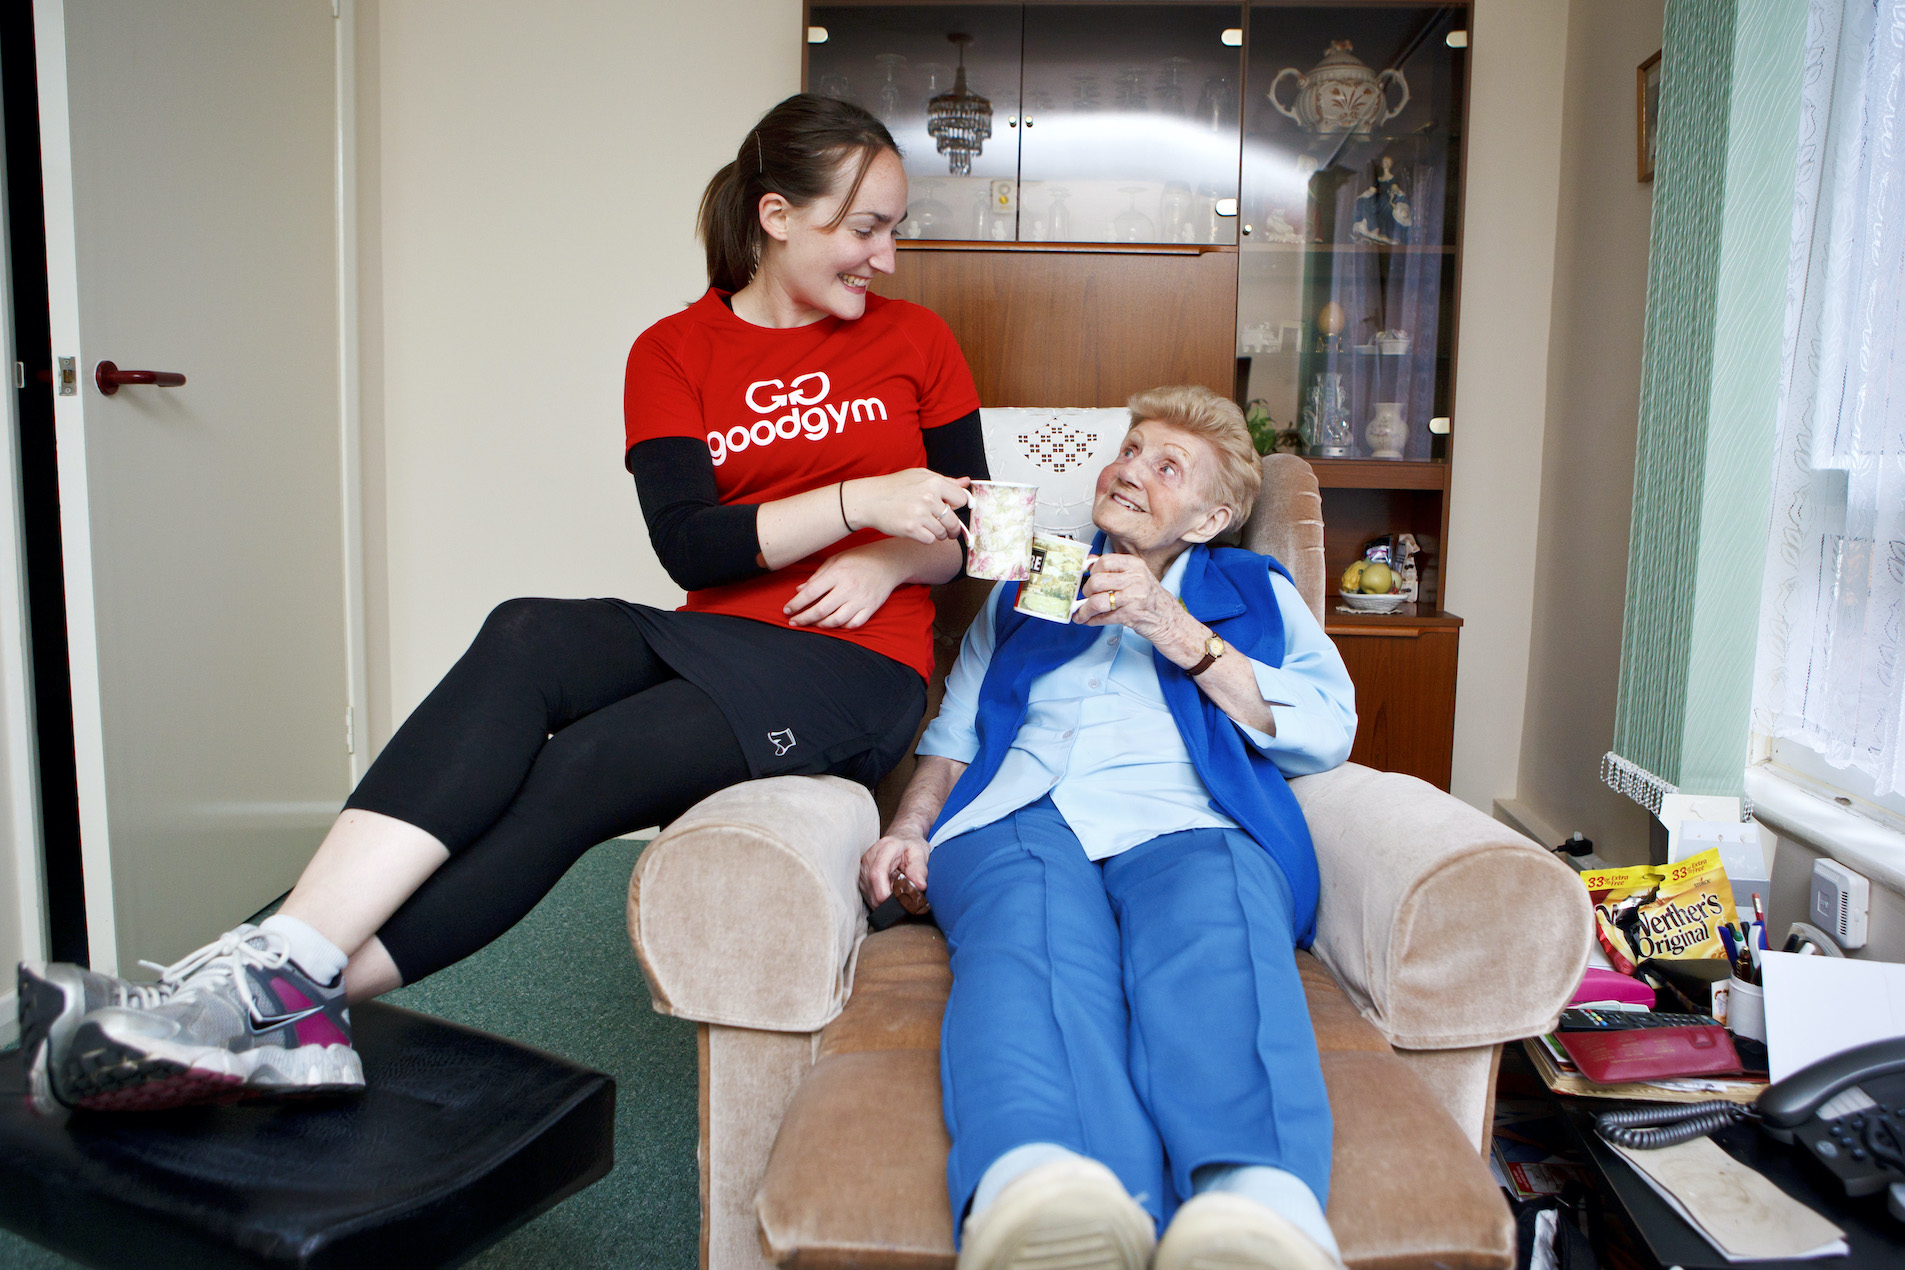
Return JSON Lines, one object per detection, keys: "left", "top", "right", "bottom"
{"left": 19, "top": 94, "right": 986, "bottom": 1113}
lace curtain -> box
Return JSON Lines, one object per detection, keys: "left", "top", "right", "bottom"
{"left": 1754, "top": 0, "right": 1905, "bottom": 795}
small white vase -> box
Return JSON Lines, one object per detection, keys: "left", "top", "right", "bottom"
{"left": 1365, "top": 402, "right": 1406, "bottom": 459}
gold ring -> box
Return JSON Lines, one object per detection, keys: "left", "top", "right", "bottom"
{"left": 1107, "top": 590, "right": 1119, "bottom": 609}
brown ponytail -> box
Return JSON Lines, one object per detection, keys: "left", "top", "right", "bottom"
{"left": 698, "top": 94, "right": 900, "bottom": 294}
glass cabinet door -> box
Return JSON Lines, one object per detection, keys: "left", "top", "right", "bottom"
{"left": 1238, "top": 4, "right": 1464, "bottom": 461}
{"left": 1017, "top": 5, "right": 1244, "bottom": 244}
{"left": 809, "top": 6, "right": 1022, "bottom": 241}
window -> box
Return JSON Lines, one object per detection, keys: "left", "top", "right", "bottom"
{"left": 1752, "top": 0, "right": 1905, "bottom": 810}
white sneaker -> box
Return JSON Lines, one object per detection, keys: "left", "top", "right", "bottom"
{"left": 1153, "top": 1192, "right": 1344, "bottom": 1270}
{"left": 957, "top": 1156, "right": 1155, "bottom": 1270}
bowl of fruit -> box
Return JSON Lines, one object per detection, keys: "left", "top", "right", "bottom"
{"left": 1338, "top": 559, "right": 1406, "bottom": 612}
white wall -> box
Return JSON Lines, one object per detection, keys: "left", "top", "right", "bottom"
{"left": 1444, "top": 0, "right": 1571, "bottom": 813}
{"left": 1509, "top": 0, "right": 1662, "bottom": 863}
{"left": 362, "top": 0, "right": 801, "bottom": 738}
{"left": 0, "top": 148, "right": 44, "bottom": 1043}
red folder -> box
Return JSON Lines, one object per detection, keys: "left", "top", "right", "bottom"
{"left": 1555, "top": 1025, "right": 1743, "bottom": 1084}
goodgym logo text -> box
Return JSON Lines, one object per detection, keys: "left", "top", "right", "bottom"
{"left": 709, "top": 372, "right": 888, "bottom": 465}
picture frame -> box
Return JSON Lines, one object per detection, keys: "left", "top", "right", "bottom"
{"left": 1637, "top": 50, "right": 1662, "bottom": 182}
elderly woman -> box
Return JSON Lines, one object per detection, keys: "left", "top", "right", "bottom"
{"left": 859, "top": 385, "right": 1357, "bottom": 1270}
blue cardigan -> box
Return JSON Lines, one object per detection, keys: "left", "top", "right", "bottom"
{"left": 930, "top": 536, "right": 1322, "bottom": 944}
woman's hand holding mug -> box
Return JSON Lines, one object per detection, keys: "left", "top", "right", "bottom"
{"left": 1075, "top": 552, "right": 1187, "bottom": 646}
{"left": 843, "top": 470, "right": 971, "bottom": 545}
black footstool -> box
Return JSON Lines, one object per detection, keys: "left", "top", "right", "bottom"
{"left": 0, "top": 1001, "right": 615, "bottom": 1269}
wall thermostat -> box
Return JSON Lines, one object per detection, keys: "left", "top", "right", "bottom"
{"left": 1810, "top": 858, "right": 1870, "bottom": 950}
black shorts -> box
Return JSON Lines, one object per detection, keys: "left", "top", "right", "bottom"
{"left": 609, "top": 604, "right": 927, "bottom": 787}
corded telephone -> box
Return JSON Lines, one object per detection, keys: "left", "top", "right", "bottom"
{"left": 1595, "top": 1036, "right": 1905, "bottom": 1223}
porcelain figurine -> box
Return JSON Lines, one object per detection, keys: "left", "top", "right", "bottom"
{"left": 1351, "top": 156, "right": 1414, "bottom": 244}
{"left": 1269, "top": 41, "right": 1409, "bottom": 135}
{"left": 1261, "top": 206, "right": 1305, "bottom": 243}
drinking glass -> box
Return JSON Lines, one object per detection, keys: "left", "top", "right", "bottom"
{"left": 907, "top": 180, "right": 955, "bottom": 240}
{"left": 1112, "top": 186, "right": 1156, "bottom": 242}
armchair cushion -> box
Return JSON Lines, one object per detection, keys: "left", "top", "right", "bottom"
{"left": 1292, "top": 764, "right": 1593, "bottom": 1051}
{"left": 754, "top": 928, "right": 1515, "bottom": 1270}
{"left": 629, "top": 775, "right": 875, "bottom": 1033}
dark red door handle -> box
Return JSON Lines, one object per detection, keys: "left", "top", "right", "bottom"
{"left": 95, "top": 360, "right": 186, "bottom": 395}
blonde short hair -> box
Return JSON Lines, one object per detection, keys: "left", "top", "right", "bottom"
{"left": 1125, "top": 385, "right": 1262, "bottom": 525}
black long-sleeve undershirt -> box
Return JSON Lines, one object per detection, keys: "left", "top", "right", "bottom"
{"left": 627, "top": 408, "right": 989, "bottom": 592}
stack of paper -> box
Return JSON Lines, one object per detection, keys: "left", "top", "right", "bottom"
{"left": 1522, "top": 1036, "right": 1765, "bottom": 1105}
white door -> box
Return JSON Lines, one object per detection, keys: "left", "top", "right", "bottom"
{"left": 35, "top": 0, "right": 357, "bottom": 973}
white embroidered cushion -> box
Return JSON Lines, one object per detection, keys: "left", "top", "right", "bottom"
{"left": 977, "top": 408, "right": 1129, "bottom": 541}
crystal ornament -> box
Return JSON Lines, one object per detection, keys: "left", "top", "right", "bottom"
{"left": 927, "top": 34, "right": 992, "bottom": 177}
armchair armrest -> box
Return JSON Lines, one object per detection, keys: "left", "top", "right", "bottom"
{"left": 1291, "top": 764, "right": 1592, "bottom": 1051}
{"left": 627, "top": 775, "right": 877, "bottom": 1033}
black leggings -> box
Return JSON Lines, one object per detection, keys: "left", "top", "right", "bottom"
{"left": 346, "top": 598, "right": 750, "bottom": 983}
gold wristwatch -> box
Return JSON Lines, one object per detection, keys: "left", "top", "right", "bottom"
{"left": 1186, "top": 634, "right": 1226, "bottom": 677}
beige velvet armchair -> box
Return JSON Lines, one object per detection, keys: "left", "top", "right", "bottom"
{"left": 628, "top": 454, "right": 1593, "bottom": 1270}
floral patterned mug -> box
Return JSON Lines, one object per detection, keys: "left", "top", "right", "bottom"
{"left": 965, "top": 480, "right": 1040, "bottom": 580}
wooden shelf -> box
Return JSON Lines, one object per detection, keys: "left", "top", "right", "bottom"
{"left": 1325, "top": 606, "right": 1464, "bottom": 635}
{"left": 1239, "top": 242, "right": 1457, "bottom": 255}
{"left": 897, "top": 240, "right": 1236, "bottom": 256}
{"left": 1308, "top": 458, "right": 1449, "bottom": 490}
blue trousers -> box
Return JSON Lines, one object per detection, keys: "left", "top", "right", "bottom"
{"left": 931, "top": 797, "right": 1332, "bottom": 1229}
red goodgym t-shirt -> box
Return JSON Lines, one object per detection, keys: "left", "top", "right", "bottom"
{"left": 623, "top": 289, "right": 980, "bottom": 681}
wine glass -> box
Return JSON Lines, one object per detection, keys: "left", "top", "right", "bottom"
{"left": 818, "top": 73, "right": 854, "bottom": 103}
{"left": 1161, "top": 182, "right": 1194, "bottom": 243}
{"left": 1070, "top": 72, "right": 1100, "bottom": 113}
{"left": 1156, "top": 57, "right": 1191, "bottom": 115}
{"left": 1111, "top": 186, "right": 1156, "bottom": 242}
{"left": 1114, "top": 65, "right": 1148, "bottom": 112}
{"left": 874, "top": 53, "right": 907, "bottom": 122}
{"left": 1047, "top": 187, "right": 1074, "bottom": 240}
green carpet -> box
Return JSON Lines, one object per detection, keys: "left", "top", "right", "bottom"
{"left": 0, "top": 837, "right": 701, "bottom": 1269}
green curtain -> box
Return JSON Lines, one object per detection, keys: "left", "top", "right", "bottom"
{"left": 1609, "top": 0, "right": 1798, "bottom": 808}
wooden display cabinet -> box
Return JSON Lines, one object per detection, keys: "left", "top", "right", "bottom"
{"left": 812, "top": 1, "right": 1469, "bottom": 790}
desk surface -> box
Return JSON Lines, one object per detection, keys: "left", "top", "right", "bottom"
{"left": 1554, "top": 1100, "right": 1905, "bottom": 1269}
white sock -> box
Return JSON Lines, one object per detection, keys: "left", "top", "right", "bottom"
{"left": 258, "top": 914, "right": 349, "bottom": 985}
{"left": 1191, "top": 1164, "right": 1340, "bottom": 1261}
{"left": 970, "top": 1142, "right": 1084, "bottom": 1216}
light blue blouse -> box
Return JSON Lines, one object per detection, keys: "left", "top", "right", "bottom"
{"left": 918, "top": 550, "right": 1358, "bottom": 859}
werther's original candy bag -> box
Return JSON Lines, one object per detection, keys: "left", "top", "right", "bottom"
{"left": 1630, "top": 847, "right": 1736, "bottom": 963}
{"left": 1579, "top": 849, "right": 1737, "bottom": 974}
{"left": 1581, "top": 863, "right": 1660, "bottom": 975}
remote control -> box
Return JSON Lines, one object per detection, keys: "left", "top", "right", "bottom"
{"left": 1557, "top": 1008, "right": 1719, "bottom": 1032}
